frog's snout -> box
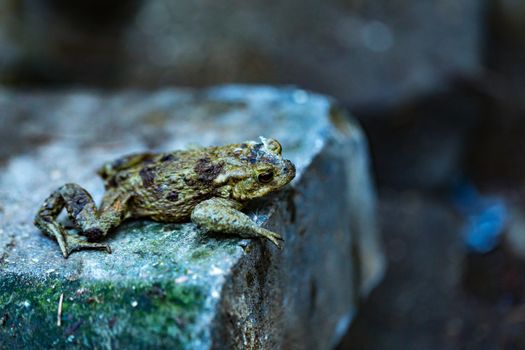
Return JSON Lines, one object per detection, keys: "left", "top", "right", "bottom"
{"left": 283, "top": 160, "right": 296, "bottom": 182}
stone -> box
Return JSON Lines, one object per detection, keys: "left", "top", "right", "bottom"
{"left": 337, "top": 191, "right": 465, "bottom": 350}
{"left": 506, "top": 205, "right": 525, "bottom": 259}
{"left": 358, "top": 88, "right": 480, "bottom": 189}
{"left": 125, "top": 0, "right": 484, "bottom": 107}
{"left": 464, "top": 1, "right": 525, "bottom": 187}
{"left": 338, "top": 190, "right": 525, "bottom": 350}
{"left": 487, "top": 0, "right": 525, "bottom": 77}
{"left": 0, "top": 0, "right": 483, "bottom": 107}
{"left": 0, "top": 85, "right": 384, "bottom": 349}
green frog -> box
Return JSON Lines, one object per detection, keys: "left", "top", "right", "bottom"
{"left": 35, "top": 137, "right": 296, "bottom": 258}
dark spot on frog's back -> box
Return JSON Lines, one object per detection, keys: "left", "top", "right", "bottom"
{"left": 71, "top": 191, "right": 90, "bottom": 216}
{"left": 107, "top": 172, "right": 130, "bottom": 189}
{"left": 166, "top": 191, "right": 179, "bottom": 202}
{"left": 84, "top": 227, "right": 103, "bottom": 241}
{"left": 160, "top": 154, "right": 177, "bottom": 162}
{"left": 248, "top": 145, "right": 262, "bottom": 164}
{"left": 184, "top": 176, "right": 198, "bottom": 187}
{"left": 139, "top": 167, "right": 156, "bottom": 187}
{"left": 194, "top": 157, "right": 224, "bottom": 183}
{"left": 107, "top": 176, "right": 118, "bottom": 188}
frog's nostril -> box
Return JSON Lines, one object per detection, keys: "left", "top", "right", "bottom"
{"left": 282, "top": 160, "right": 296, "bottom": 180}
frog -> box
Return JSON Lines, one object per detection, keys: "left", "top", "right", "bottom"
{"left": 34, "top": 137, "right": 296, "bottom": 258}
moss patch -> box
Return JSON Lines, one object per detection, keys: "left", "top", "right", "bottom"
{"left": 0, "top": 273, "right": 206, "bottom": 349}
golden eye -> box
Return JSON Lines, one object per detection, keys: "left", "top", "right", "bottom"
{"left": 257, "top": 171, "right": 274, "bottom": 183}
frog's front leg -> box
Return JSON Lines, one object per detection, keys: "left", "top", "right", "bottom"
{"left": 34, "top": 183, "right": 128, "bottom": 258}
{"left": 191, "top": 198, "right": 284, "bottom": 248}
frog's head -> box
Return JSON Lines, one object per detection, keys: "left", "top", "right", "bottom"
{"left": 216, "top": 137, "right": 296, "bottom": 202}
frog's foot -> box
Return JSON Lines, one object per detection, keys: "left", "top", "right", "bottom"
{"left": 191, "top": 198, "right": 285, "bottom": 249}
{"left": 256, "top": 228, "right": 284, "bottom": 249}
{"left": 63, "top": 234, "right": 112, "bottom": 258}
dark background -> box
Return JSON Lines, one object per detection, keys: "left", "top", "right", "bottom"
{"left": 1, "top": 1, "right": 525, "bottom": 349}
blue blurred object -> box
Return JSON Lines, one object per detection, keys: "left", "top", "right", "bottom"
{"left": 452, "top": 180, "right": 508, "bottom": 253}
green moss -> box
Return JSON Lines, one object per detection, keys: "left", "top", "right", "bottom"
{"left": 0, "top": 273, "right": 206, "bottom": 349}
{"left": 191, "top": 249, "right": 212, "bottom": 261}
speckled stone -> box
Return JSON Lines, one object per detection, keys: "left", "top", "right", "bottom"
{"left": 0, "top": 85, "right": 384, "bottom": 349}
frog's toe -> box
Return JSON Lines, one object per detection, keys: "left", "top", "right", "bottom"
{"left": 258, "top": 229, "right": 284, "bottom": 248}
{"left": 271, "top": 232, "right": 284, "bottom": 241}
{"left": 267, "top": 236, "right": 283, "bottom": 249}
{"left": 64, "top": 235, "right": 112, "bottom": 257}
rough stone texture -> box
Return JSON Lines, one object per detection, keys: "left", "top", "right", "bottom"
{"left": 506, "top": 202, "right": 525, "bottom": 259}
{"left": 338, "top": 190, "right": 525, "bottom": 350}
{"left": 0, "top": 85, "right": 384, "bottom": 349}
{"left": 487, "top": 0, "right": 525, "bottom": 77}
{"left": 124, "top": 0, "right": 483, "bottom": 107}
{"left": 338, "top": 191, "right": 465, "bottom": 350}
{"left": 0, "top": 0, "right": 482, "bottom": 107}
{"left": 464, "top": 0, "right": 525, "bottom": 188}
{"left": 358, "top": 87, "right": 480, "bottom": 190}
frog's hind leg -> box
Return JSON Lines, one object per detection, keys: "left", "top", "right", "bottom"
{"left": 34, "top": 183, "right": 125, "bottom": 258}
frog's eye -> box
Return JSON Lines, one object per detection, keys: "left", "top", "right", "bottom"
{"left": 257, "top": 171, "right": 274, "bottom": 183}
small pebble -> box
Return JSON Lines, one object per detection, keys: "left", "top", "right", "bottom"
{"left": 175, "top": 276, "right": 188, "bottom": 283}
{"left": 50, "top": 170, "right": 62, "bottom": 181}
{"left": 292, "top": 90, "right": 308, "bottom": 104}
{"left": 209, "top": 266, "right": 223, "bottom": 276}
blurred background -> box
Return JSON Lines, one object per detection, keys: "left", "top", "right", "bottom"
{"left": 1, "top": 0, "right": 525, "bottom": 349}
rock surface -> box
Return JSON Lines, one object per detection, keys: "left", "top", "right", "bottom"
{"left": 0, "top": 0, "right": 482, "bottom": 107}
{"left": 338, "top": 191, "right": 464, "bottom": 350}
{"left": 0, "top": 85, "right": 384, "bottom": 349}
{"left": 124, "top": 0, "right": 483, "bottom": 107}
{"left": 337, "top": 190, "right": 525, "bottom": 350}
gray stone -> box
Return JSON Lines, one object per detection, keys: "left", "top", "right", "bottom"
{"left": 0, "top": 0, "right": 482, "bottom": 107}
{"left": 0, "top": 85, "right": 384, "bottom": 349}
{"left": 360, "top": 89, "right": 479, "bottom": 189}
{"left": 125, "top": 0, "right": 483, "bottom": 107}
{"left": 488, "top": 0, "right": 525, "bottom": 76}
{"left": 337, "top": 191, "right": 525, "bottom": 350}
{"left": 503, "top": 203, "right": 525, "bottom": 259}
{"left": 337, "top": 191, "right": 465, "bottom": 350}
{"left": 465, "top": 0, "right": 525, "bottom": 187}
